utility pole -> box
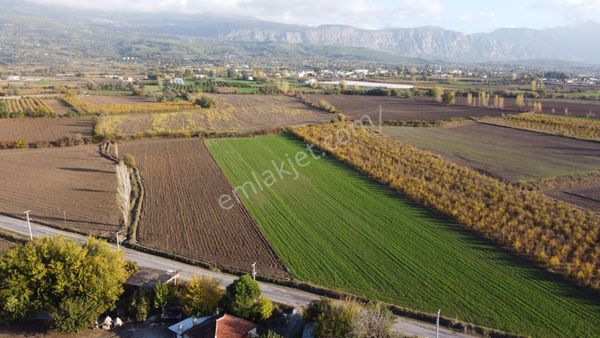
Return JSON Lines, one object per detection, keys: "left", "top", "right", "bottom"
{"left": 251, "top": 262, "right": 257, "bottom": 280}
{"left": 436, "top": 309, "right": 441, "bottom": 338}
{"left": 63, "top": 211, "right": 67, "bottom": 228}
{"left": 24, "top": 210, "right": 33, "bottom": 241}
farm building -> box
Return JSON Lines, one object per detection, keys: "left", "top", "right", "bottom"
{"left": 169, "top": 313, "right": 257, "bottom": 338}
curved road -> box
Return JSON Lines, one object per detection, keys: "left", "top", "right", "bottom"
{"left": 0, "top": 215, "right": 475, "bottom": 338}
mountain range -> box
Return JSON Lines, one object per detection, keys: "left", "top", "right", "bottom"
{"left": 1, "top": 0, "right": 600, "bottom": 66}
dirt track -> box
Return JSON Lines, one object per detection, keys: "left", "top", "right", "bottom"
{"left": 119, "top": 138, "right": 289, "bottom": 279}
{"left": 0, "top": 145, "right": 121, "bottom": 234}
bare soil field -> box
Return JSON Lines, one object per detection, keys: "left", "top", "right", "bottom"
{"left": 531, "top": 172, "right": 600, "bottom": 213}
{"left": 79, "top": 95, "right": 153, "bottom": 105}
{"left": 44, "top": 98, "right": 73, "bottom": 115}
{"left": 383, "top": 123, "right": 600, "bottom": 182}
{"left": 0, "top": 238, "right": 14, "bottom": 254}
{"left": 119, "top": 138, "right": 289, "bottom": 279}
{"left": 456, "top": 97, "right": 600, "bottom": 118}
{"left": 96, "top": 94, "right": 330, "bottom": 137}
{"left": 305, "top": 95, "right": 521, "bottom": 122}
{"left": 0, "top": 118, "right": 94, "bottom": 143}
{"left": 0, "top": 145, "right": 121, "bottom": 234}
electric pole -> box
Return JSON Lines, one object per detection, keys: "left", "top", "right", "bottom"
{"left": 251, "top": 262, "right": 257, "bottom": 280}
{"left": 378, "top": 104, "right": 382, "bottom": 133}
{"left": 24, "top": 210, "right": 32, "bottom": 241}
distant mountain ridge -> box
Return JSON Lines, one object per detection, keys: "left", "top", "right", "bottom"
{"left": 2, "top": 0, "right": 600, "bottom": 65}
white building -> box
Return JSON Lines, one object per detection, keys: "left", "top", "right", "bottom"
{"left": 169, "top": 77, "right": 185, "bottom": 85}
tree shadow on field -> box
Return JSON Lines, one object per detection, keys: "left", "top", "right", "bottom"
{"left": 73, "top": 188, "right": 112, "bottom": 193}
{"left": 58, "top": 167, "right": 114, "bottom": 174}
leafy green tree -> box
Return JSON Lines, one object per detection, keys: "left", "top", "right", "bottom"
{"left": 0, "top": 237, "right": 129, "bottom": 332}
{"left": 221, "top": 275, "right": 261, "bottom": 319}
{"left": 179, "top": 276, "right": 223, "bottom": 317}
{"left": 154, "top": 282, "right": 176, "bottom": 317}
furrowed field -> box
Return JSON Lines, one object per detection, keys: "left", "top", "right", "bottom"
{"left": 206, "top": 134, "right": 600, "bottom": 337}
{"left": 382, "top": 122, "right": 600, "bottom": 181}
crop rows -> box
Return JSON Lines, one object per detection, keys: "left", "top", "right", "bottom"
{"left": 206, "top": 134, "right": 600, "bottom": 337}
{"left": 0, "top": 98, "right": 54, "bottom": 117}
{"left": 63, "top": 96, "right": 196, "bottom": 115}
{"left": 293, "top": 123, "right": 600, "bottom": 291}
{"left": 119, "top": 138, "right": 289, "bottom": 278}
{"left": 485, "top": 112, "right": 600, "bottom": 141}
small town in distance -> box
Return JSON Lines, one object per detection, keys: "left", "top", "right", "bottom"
{"left": 0, "top": 0, "right": 599, "bottom": 337}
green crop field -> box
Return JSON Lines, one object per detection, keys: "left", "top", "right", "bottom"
{"left": 206, "top": 134, "right": 600, "bottom": 337}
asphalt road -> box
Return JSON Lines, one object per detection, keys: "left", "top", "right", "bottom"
{"left": 0, "top": 214, "right": 475, "bottom": 338}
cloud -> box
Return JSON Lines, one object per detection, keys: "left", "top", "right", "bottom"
{"left": 25, "top": 0, "right": 444, "bottom": 27}
{"left": 459, "top": 11, "right": 497, "bottom": 24}
{"left": 535, "top": 0, "right": 600, "bottom": 24}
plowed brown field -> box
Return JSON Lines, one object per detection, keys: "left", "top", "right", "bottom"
{"left": 119, "top": 138, "right": 289, "bottom": 279}
{"left": 305, "top": 95, "right": 520, "bottom": 122}
{"left": 0, "top": 118, "right": 94, "bottom": 143}
{"left": 0, "top": 146, "right": 121, "bottom": 234}
{"left": 45, "top": 99, "right": 73, "bottom": 115}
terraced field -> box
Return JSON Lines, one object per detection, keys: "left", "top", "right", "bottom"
{"left": 206, "top": 134, "right": 600, "bottom": 337}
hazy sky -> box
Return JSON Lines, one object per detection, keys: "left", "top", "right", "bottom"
{"left": 26, "top": 0, "right": 600, "bottom": 33}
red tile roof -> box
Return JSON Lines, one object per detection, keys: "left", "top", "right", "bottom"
{"left": 183, "top": 313, "right": 256, "bottom": 338}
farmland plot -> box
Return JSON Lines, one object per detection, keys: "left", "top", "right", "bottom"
{"left": 45, "top": 99, "right": 73, "bottom": 116}
{"left": 0, "top": 118, "right": 94, "bottom": 143}
{"left": 0, "top": 146, "right": 121, "bottom": 235}
{"left": 96, "top": 94, "right": 330, "bottom": 137}
{"left": 118, "top": 138, "right": 288, "bottom": 279}
{"left": 382, "top": 123, "right": 600, "bottom": 181}
{"left": 304, "top": 94, "right": 520, "bottom": 122}
{"left": 206, "top": 134, "right": 600, "bottom": 337}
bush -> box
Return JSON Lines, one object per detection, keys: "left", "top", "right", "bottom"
{"left": 123, "top": 154, "right": 137, "bottom": 168}
{"left": 179, "top": 276, "right": 223, "bottom": 317}
{"left": 50, "top": 297, "right": 103, "bottom": 332}
{"left": 313, "top": 99, "right": 338, "bottom": 114}
{"left": 194, "top": 95, "right": 216, "bottom": 108}
{"left": 0, "top": 237, "right": 130, "bottom": 331}
{"left": 251, "top": 296, "right": 273, "bottom": 322}
{"left": 153, "top": 282, "right": 176, "bottom": 317}
{"left": 129, "top": 290, "right": 150, "bottom": 322}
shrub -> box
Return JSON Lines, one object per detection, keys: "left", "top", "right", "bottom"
{"left": 251, "top": 296, "right": 273, "bottom": 322}
{"left": 129, "top": 290, "right": 150, "bottom": 322}
{"left": 194, "top": 95, "right": 216, "bottom": 109}
{"left": 179, "top": 276, "right": 223, "bottom": 317}
{"left": 50, "top": 297, "right": 103, "bottom": 332}
{"left": 123, "top": 154, "right": 137, "bottom": 168}
{"left": 153, "top": 282, "right": 176, "bottom": 317}
{"left": 13, "top": 139, "right": 28, "bottom": 149}
{"left": 313, "top": 99, "right": 338, "bottom": 113}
